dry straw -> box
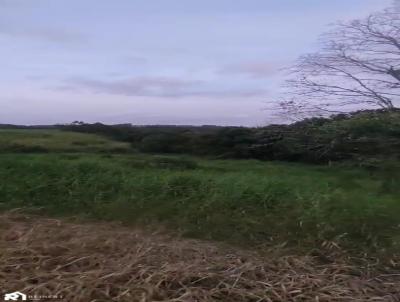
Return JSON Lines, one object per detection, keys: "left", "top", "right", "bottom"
{"left": 0, "top": 212, "right": 399, "bottom": 301}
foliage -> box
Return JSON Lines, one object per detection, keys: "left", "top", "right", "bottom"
{"left": 59, "top": 109, "right": 400, "bottom": 163}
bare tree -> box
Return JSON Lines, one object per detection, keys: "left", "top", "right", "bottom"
{"left": 281, "top": 3, "right": 400, "bottom": 117}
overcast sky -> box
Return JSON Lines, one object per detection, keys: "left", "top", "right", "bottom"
{"left": 0, "top": 0, "right": 392, "bottom": 126}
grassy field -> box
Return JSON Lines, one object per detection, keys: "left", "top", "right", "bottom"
{"left": 0, "top": 128, "right": 399, "bottom": 256}
{"left": 0, "top": 129, "right": 399, "bottom": 255}
{"left": 0, "top": 129, "right": 131, "bottom": 153}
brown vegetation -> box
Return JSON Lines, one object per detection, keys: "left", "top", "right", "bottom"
{"left": 0, "top": 212, "right": 399, "bottom": 302}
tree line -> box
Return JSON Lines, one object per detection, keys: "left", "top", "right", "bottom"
{"left": 62, "top": 109, "right": 400, "bottom": 164}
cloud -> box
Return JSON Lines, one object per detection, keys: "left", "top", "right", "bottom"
{"left": 55, "top": 76, "right": 269, "bottom": 98}
{"left": 219, "top": 61, "right": 284, "bottom": 78}
{"left": 59, "top": 76, "right": 200, "bottom": 97}
{"left": 120, "top": 56, "right": 148, "bottom": 66}
{"left": 0, "top": 24, "right": 87, "bottom": 44}
{"left": 0, "top": 0, "right": 23, "bottom": 7}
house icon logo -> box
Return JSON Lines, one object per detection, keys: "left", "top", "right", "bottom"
{"left": 4, "top": 292, "right": 27, "bottom": 301}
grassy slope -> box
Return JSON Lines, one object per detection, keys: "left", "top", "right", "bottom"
{"left": 0, "top": 150, "right": 399, "bottom": 255}
{"left": 0, "top": 129, "right": 131, "bottom": 153}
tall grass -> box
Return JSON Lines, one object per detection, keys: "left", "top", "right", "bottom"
{"left": 0, "top": 153, "right": 399, "bottom": 254}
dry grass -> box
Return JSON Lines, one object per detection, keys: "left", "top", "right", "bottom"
{"left": 0, "top": 212, "right": 399, "bottom": 302}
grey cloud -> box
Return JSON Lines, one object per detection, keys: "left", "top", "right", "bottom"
{"left": 25, "top": 75, "right": 51, "bottom": 81}
{"left": 120, "top": 56, "right": 148, "bottom": 65}
{"left": 0, "top": 0, "right": 24, "bottom": 7}
{"left": 0, "top": 24, "right": 87, "bottom": 44}
{"left": 56, "top": 76, "right": 269, "bottom": 98}
{"left": 219, "top": 61, "right": 284, "bottom": 78}
{"left": 60, "top": 76, "right": 200, "bottom": 97}
{"left": 186, "top": 89, "right": 269, "bottom": 98}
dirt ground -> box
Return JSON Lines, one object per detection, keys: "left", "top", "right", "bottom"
{"left": 0, "top": 212, "right": 399, "bottom": 302}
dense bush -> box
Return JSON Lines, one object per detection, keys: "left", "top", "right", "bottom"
{"left": 58, "top": 109, "right": 400, "bottom": 163}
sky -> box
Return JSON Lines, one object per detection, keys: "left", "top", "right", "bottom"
{"left": 0, "top": 0, "right": 393, "bottom": 126}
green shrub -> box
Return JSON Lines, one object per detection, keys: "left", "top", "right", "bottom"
{"left": 150, "top": 156, "right": 198, "bottom": 170}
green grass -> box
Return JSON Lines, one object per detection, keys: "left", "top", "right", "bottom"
{"left": 0, "top": 152, "right": 399, "bottom": 255}
{"left": 0, "top": 129, "right": 131, "bottom": 153}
